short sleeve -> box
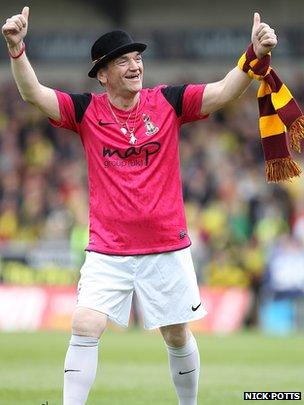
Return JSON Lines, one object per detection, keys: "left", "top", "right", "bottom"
{"left": 181, "top": 84, "right": 208, "bottom": 124}
{"left": 48, "top": 90, "right": 92, "bottom": 133}
{"left": 49, "top": 90, "right": 78, "bottom": 132}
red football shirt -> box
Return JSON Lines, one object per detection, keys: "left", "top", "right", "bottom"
{"left": 50, "top": 84, "right": 208, "bottom": 255}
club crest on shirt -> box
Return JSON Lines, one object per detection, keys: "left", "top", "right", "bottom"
{"left": 142, "top": 114, "right": 159, "bottom": 136}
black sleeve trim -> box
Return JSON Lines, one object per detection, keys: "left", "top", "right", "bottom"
{"left": 161, "top": 85, "right": 187, "bottom": 117}
{"left": 69, "top": 93, "right": 92, "bottom": 124}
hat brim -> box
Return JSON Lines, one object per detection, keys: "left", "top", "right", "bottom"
{"left": 88, "top": 42, "right": 147, "bottom": 78}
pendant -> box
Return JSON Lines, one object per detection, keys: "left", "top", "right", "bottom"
{"left": 120, "top": 127, "right": 127, "bottom": 135}
{"left": 129, "top": 132, "right": 137, "bottom": 144}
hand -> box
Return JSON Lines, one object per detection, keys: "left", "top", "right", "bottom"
{"left": 2, "top": 6, "right": 29, "bottom": 50}
{"left": 251, "top": 12, "right": 277, "bottom": 59}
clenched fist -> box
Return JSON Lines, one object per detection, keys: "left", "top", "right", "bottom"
{"left": 2, "top": 6, "right": 29, "bottom": 49}
{"left": 251, "top": 12, "right": 277, "bottom": 59}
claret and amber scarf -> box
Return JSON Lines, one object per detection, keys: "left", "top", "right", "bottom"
{"left": 238, "top": 43, "right": 304, "bottom": 182}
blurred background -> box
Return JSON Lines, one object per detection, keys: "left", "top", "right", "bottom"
{"left": 0, "top": 0, "right": 304, "bottom": 335}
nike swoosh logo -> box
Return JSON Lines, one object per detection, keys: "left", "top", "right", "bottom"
{"left": 191, "top": 303, "right": 201, "bottom": 311}
{"left": 64, "top": 369, "right": 81, "bottom": 373}
{"left": 98, "top": 120, "right": 115, "bottom": 126}
{"left": 179, "top": 369, "right": 196, "bottom": 375}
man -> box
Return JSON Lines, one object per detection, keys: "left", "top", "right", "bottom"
{"left": 2, "top": 7, "right": 277, "bottom": 405}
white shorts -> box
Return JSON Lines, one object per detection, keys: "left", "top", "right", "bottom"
{"left": 77, "top": 247, "right": 207, "bottom": 330}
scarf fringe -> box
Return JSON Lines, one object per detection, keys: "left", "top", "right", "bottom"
{"left": 289, "top": 115, "right": 304, "bottom": 153}
{"left": 266, "top": 157, "right": 302, "bottom": 182}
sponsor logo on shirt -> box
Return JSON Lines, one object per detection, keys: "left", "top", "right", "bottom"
{"left": 102, "top": 141, "right": 161, "bottom": 167}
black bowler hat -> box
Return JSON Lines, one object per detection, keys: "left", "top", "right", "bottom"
{"left": 88, "top": 30, "right": 147, "bottom": 78}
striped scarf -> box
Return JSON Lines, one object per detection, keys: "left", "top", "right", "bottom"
{"left": 238, "top": 43, "right": 304, "bottom": 182}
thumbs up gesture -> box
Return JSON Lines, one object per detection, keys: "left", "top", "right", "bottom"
{"left": 251, "top": 12, "right": 277, "bottom": 59}
{"left": 2, "top": 7, "right": 29, "bottom": 48}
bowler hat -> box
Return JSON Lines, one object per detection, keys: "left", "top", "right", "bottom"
{"left": 88, "top": 30, "right": 147, "bottom": 78}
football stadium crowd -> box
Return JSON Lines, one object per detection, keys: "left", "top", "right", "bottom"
{"left": 1, "top": 77, "right": 304, "bottom": 303}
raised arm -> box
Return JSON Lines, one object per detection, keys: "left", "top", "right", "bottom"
{"left": 201, "top": 12, "right": 277, "bottom": 115}
{"left": 2, "top": 6, "right": 60, "bottom": 121}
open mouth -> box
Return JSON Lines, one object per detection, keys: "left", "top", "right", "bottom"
{"left": 125, "top": 74, "right": 141, "bottom": 81}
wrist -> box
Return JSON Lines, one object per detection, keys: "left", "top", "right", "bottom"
{"left": 238, "top": 43, "right": 270, "bottom": 80}
{"left": 248, "top": 43, "right": 259, "bottom": 60}
{"left": 253, "top": 45, "right": 262, "bottom": 60}
{"left": 7, "top": 41, "right": 25, "bottom": 59}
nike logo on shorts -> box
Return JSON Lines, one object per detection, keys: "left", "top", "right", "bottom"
{"left": 64, "top": 369, "right": 81, "bottom": 373}
{"left": 191, "top": 303, "right": 201, "bottom": 311}
{"left": 179, "top": 369, "right": 196, "bottom": 375}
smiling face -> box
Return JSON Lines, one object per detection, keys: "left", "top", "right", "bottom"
{"left": 97, "top": 51, "right": 144, "bottom": 97}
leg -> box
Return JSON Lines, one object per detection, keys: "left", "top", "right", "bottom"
{"left": 160, "top": 323, "right": 200, "bottom": 405}
{"left": 63, "top": 307, "right": 107, "bottom": 405}
{"left": 64, "top": 251, "right": 135, "bottom": 404}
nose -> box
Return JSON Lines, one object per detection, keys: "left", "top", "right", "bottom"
{"left": 129, "top": 58, "right": 140, "bottom": 70}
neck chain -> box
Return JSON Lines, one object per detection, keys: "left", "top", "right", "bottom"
{"left": 107, "top": 96, "right": 140, "bottom": 144}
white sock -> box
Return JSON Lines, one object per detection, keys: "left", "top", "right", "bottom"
{"left": 166, "top": 335, "right": 200, "bottom": 405}
{"left": 63, "top": 335, "right": 99, "bottom": 405}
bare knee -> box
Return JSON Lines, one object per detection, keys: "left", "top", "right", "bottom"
{"left": 160, "top": 323, "right": 191, "bottom": 347}
{"left": 72, "top": 307, "right": 107, "bottom": 338}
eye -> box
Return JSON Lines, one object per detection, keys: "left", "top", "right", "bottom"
{"left": 115, "top": 59, "right": 128, "bottom": 66}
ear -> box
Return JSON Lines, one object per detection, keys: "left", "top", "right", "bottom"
{"left": 97, "top": 68, "right": 107, "bottom": 86}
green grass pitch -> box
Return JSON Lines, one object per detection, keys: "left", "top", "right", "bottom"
{"left": 0, "top": 329, "right": 303, "bottom": 404}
